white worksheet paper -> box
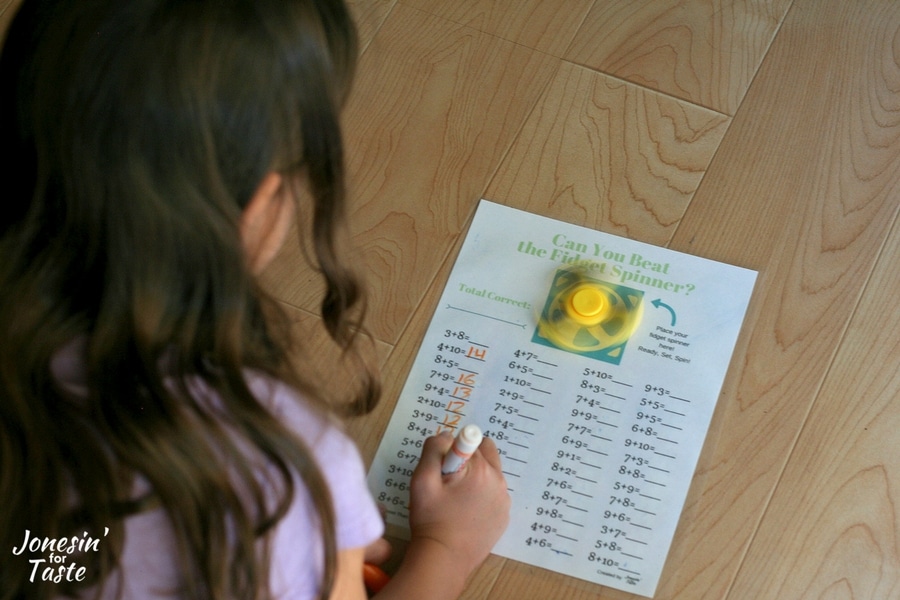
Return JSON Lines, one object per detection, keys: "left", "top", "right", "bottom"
{"left": 367, "top": 200, "right": 757, "bottom": 597}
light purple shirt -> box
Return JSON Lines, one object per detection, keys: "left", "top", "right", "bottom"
{"left": 50, "top": 346, "right": 384, "bottom": 599}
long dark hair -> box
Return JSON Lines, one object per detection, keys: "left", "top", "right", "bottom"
{"left": 0, "top": 0, "right": 377, "bottom": 598}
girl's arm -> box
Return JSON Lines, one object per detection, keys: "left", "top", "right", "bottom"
{"left": 372, "top": 433, "right": 511, "bottom": 600}
{"left": 329, "top": 547, "right": 368, "bottom": 600}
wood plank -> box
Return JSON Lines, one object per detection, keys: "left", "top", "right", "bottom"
{"left": 566, "top": 0, "right": 792, "bottom": 115}
{"left": 485, "top": 61, "right": 730, "bottom": 246}
{"left": 728, "top": 211, "right": 900, "bottom": 598}
{"left": 402, "top": 0, "right": 594, "bottom": 58}
{"left": 263, "top": 4, "right": 558, "bottom": 345}
{"left": 488, "top": 559, "right": 616, "bottom": 600}
{"left": 347, "top": 0, "right": 396, "bottom": 51}
{"left": 648, "top": 0, "right": 900, "bottom": 598}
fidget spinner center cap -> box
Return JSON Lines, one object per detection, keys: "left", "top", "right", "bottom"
{"left": 566, "top": 285, "right": 609, "bottom": 326}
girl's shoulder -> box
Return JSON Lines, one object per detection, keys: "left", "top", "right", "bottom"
{"left": 244, "top": 371, "right": 348, "bottom": 449}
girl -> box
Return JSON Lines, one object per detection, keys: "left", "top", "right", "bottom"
{"left": 0, "top": 1, "right": 510, "bottom": 599}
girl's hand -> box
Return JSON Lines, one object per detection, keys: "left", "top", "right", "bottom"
{"left": 407, "top": 431, "right": 511, "bottom": 577}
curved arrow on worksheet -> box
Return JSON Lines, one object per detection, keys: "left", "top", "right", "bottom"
{"left": 651, "top": 299, "right": 677, "bottom": 326}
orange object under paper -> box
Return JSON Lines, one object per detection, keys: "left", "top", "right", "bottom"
{"left": 363, "top": 563, "right": 390, "bottom": 595}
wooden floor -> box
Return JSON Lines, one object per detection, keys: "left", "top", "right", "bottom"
{"left": 4, "top": 0, "right": 897, "bottom": 598}
{"left": 318, "top": 1, "right": 900, "bottom": 598}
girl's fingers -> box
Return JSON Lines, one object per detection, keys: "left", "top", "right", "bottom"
{"left": 413, "top": 432, "right": 454, "bottom": 484}
{"left": 475, "top": 435, "right": 503, "bottom": 471}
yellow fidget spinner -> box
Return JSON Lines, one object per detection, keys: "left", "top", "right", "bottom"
{"left": 534, "top": 269, "right": 644, "bottom": 364}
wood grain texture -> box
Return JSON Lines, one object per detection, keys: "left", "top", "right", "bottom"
{"left": 264, "top": 4, "right": 558, "bottom": 345}
{"left": 724, "top": 1, "right": 900, "bottom": 597}
{"left": 650, "top": 0, "right": 900, "bottom": 598}
{"left": 566, "top": 0, "right": 792, "bottom": 115}
{"left": 485, "top": 61, "right": 730, "bottom": 246}
{"left": 401, "top": 0, "right": 595, "bottom": 58}
{"left": 346, "top": 0, "right": 396, "bottom": 50}
{"left": 486, "top": 559, "right": 617, "bottom": 600}
{"left": 729, "top": 218, "right": 900, "bottom": 597}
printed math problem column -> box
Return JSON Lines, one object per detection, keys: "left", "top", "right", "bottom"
{"left": 375, "top": 328, "right": 490, "bottom": 522}
{"left": 367, "top": 200, "right": 756, "bottom": 598}
{"left": 483, "top": 348, "right": 558, "bottom": 490}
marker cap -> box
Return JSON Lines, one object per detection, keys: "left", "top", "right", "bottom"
{"left": 441, "top": 424, "right": 483, "bottom": 474}
{"left": 456, "top": 424, "right": 483, "bottom": 453}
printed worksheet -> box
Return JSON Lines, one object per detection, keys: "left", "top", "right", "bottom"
{"left": 367, "top": 200, "right": 757, "bottom": 597}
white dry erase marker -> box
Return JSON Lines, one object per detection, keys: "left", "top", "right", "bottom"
{"left": 441, "top": 424, "right": 483, "bottom": 474}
